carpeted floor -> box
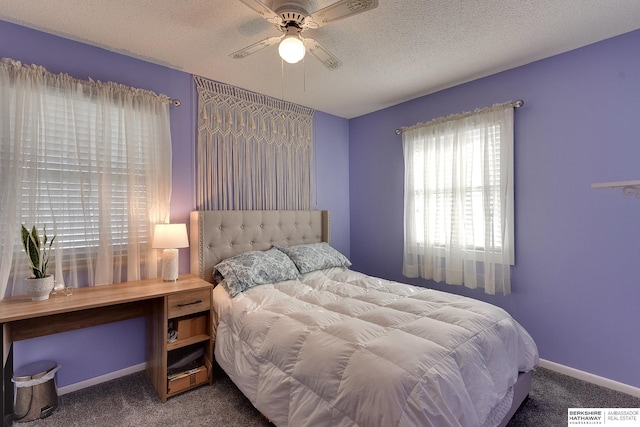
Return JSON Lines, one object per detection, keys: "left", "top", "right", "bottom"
{"left": 18, "top": 366, "right": 270, "bottom": 427}
{"left": 15, "top": 366, "right": 640, "bottom": 426}
{"left": 507, "top": 368, "right": 640, "bottom": 426}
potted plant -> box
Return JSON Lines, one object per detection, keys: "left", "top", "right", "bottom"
{"left": 21, "top": 224, "right": 56, "bottom": 301}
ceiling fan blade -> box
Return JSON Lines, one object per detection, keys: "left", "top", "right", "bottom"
{"left": 238, "top": 0, "right": 283, "bottom": 26}
{"left": 303, "top": 38, "right": 342, "bottom": 70}
{"left": 303, "top": 0, "right": 379, "bottom": 29}
{"left": 230, "top": 36, "right": 283, "bottom": 59}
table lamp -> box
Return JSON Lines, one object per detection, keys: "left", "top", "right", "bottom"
{"left": 152, "top": 223, "right": 189, "bottom": 281}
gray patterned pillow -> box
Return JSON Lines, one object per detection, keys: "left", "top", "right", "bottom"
{"left": 275, "top": 242, "right": 351, "bottom": 274}
{"left": 214, "top": 248, "right": 300, "bottom": 297}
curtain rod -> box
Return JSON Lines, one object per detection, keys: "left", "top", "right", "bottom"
{"left": 394, "top": 99, "right": 524, "bottom": 135}
{"left": 170, "top": 98, "right": 181, "bottom": 107}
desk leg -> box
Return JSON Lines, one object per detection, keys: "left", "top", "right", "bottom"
{"left": 2, "top": 324, "right": 13, "bottom": 427}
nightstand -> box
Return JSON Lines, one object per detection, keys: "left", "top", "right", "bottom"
{"left": 147, "top": 277, "right": 214, "bottom": 401}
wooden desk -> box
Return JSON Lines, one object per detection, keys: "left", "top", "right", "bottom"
{"left": 0, "top": 274, "right": 213, "bottom": 426}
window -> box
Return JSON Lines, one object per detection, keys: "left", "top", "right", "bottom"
{"left": 0, "top": 59, "right": 172, "bottom": 296}
{"left": 15, "top": 94, "right": 151, "bottom": 251}
{"left": 410, "top": 125, "right": 502, "bottom": 250}
{"left": 402, "top": 103, "right": 515, "bottom": 295}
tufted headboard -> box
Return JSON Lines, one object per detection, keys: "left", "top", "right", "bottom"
{"left": 190, "top": 210, "right": 330, "bottom": 284}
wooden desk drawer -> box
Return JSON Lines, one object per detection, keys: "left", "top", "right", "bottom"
{"left": 168, "top": 289, "right": 210, "bottom": 319}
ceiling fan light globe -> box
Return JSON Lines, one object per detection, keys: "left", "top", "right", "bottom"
{"left": 278, "top": 36, "right": 306, "bottom": 64}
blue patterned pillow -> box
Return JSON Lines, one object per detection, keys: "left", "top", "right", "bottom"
{"left": 275, "top": 242, "right": 351, "bottom": 274}
{"left": 214, "top": 248, "right": 300, "bottom": 297}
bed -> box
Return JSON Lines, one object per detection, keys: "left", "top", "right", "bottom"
{"left": 190, "top": 210, "right": 538, "bottom": 427}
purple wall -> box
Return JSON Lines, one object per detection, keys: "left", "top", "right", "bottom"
{"left": 0, "top": 19, "right": 350, "bottom": 387}
{"left": 349, "top": 30, "right": 640, "bottom": 388}
{"left": 314, "top": 111, "right": 350, "bottom": 257}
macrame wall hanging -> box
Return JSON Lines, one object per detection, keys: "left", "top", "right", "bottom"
{"left": 194, "top": 76, "right": 314, "bottom": 210}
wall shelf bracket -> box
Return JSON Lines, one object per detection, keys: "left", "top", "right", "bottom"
{"left": 591, "top": 180, "right": 640, "bottom": 199}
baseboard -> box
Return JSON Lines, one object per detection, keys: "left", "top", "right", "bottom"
{"left": 55, "top": 359, "right": 640, "bottom": 399}
{"left": 539, "top": 359, "right": 640, "bottom": 398}
{"left": 57, "top": 362, "right": 147, "bottom": 396}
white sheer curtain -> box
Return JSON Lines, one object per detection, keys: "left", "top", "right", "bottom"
{"left": 0, "top": 58, "right": 173, "bottom": 299}
{"left": 194, "top": 76, "right": 314, "bottom": 210}
{"left": 402, "top": 102, "right": 515, "bottom": 295}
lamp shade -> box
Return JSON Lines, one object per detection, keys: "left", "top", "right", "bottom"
{"left": 152, "top": 223, "right": 189, "bottom": 249}
{"left": 278, "top": 36, "right": 306, "bottom": 64}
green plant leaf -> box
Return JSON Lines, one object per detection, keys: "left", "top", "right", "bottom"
{"left": 27, "top": 234, "right": 41, "bottom": 277}
{"left": 21, "top": 225, "right": 30, "bottom": 256}
{"left": 31, "top": 225, "right": 40, "bottom": 251}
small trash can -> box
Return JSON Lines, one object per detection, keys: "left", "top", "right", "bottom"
{"left": 12, "top": 360, "right": 60, "bottom": 422}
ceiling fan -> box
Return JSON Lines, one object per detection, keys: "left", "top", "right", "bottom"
{"left": 230, "top": 0, "right": 379, "bottom": 70}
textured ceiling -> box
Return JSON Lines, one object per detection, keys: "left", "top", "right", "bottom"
{"left": 1, "top": 1, "right": 640, "bottom": 118}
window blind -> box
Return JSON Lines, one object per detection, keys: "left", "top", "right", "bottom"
{"left": 8, "top": 92, "right": 151, "bottom": 253}
{"left": 402, "top": 102, "right": 515, "bottom": 294}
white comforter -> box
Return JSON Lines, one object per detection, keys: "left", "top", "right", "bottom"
{"left": 212, "top": 268, "right": 538, "bottom": 427}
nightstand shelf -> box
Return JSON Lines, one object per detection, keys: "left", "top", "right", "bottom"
{"left": 167, "top": 334, "right": 210, "bottom": 351}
